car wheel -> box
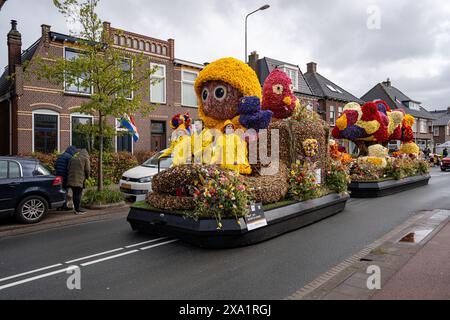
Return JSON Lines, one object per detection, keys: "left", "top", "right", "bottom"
{"left": 441, "top": 168, "right": 446, "bottom": 172}
{"left": 16, "top": 195, "right": 48, "bottom": 224}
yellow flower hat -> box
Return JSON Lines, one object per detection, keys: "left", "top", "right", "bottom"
{"left": 194, "top": 57, "right": 262, "bottom": 129}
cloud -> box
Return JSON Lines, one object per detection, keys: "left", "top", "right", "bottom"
{"left": 1, "top": 0, "right": 449, "bottom": 108}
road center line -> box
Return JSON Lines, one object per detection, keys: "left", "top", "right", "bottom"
{"left": 80, "top": 250, "right": 139, "bottom": 267}
{"left": 0, "top": 267, "right": 71, "bottom": 291}
{"left": 65, "top": 248, "right": 124, "bottom": 264}
{"left": 125, "top": 237, "right": 168, "bottom": 248}
{"left": 140, "top": 239, "right": 178, "bottom": 250}
{"left": 0, "top": 263, "right": 63, "bottom": 283}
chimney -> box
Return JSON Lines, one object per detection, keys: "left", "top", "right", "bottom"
{"left": 382, "top": 78, "right": 391, "bottom": 87}
{"left": 248, "top": 51, "right": 259, "bottom": 72}
{"left": 41, "top": 24, "right": 51, "bottom": 47}
{"left": 7, "top": 20, "right": 22, "bottom": 76}
{"left": 168, "top": 38, "right": 175, "bottom": 60}
{"left": 307, "top": 62, "right": 317, "bottom": 73}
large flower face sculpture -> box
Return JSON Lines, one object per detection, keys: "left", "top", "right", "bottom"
{"left": 261, "top": 69, "right": 300, "bottom": 119}
{"left": 194, "top": 57, "right": 264, "bottom": 130}
{"left": 332, "top": 100, "right": 405, "bottom": 144}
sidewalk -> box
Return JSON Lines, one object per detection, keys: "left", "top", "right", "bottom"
{"left": 289, "top": 209, "right": 450, "bottom": 300}
{"left": 372, "top": 220, "right": 450, "bottom": 299}
{"left": 0, "top": 204, "right": 130, "bottom": 238}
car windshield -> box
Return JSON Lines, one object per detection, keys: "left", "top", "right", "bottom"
{"left": 142, "top": 151, "right": 173, "bottom": 168}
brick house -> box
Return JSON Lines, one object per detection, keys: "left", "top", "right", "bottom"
{"left": 0, "top": 20, "right": 203, "bottom": 156}
{"left": 361, "top": 79, "right": 436, "bottom": 150}
{"left": 303, "top": 62, "right": 365, "bottom": 153}
{"left": 430, "top": 108, "right": 450, "bottom": 150}
{"left": 247, "top": 52, "right": 319, "bottom": 111}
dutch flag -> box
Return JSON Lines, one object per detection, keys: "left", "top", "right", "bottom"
{"left": 120, "top": 115, "right": 140, "bottom": 142}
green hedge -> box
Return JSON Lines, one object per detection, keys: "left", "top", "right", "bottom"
{"left": 21, "top": 151, "right": 139, "bottom": 185}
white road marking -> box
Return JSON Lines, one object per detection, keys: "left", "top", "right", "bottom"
{"left": 80, "top": 250, "right": 139, "bottom": 267}
{"left": 140, "top": 239, "right": 178, "bottom": 250}
{"left": 65, "top": 248, "right": 124, "bottom": 264}
{"left": 0, "top": 237, "right": 179, "bottom": 291}
{"left": 0, "top": 263, "right": 63, "bottom": 283}
{"left": 125, "top": 237, "right": 168, "bottom": 248}
{"left": 0, "top": 267, "right": 71, "bottom": 291}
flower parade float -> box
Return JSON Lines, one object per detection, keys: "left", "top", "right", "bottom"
{"left": 127, "top": 58, "right": 350, "bottom": 248}
{"left": 332, "top": 100, "right": 430, "bottom": 198}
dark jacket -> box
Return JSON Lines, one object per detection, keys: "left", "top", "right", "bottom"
{"left": 55, "top": 146, "right": 77, "bottom": 186}
{"left": 67, "top": 149, "right": 91, "bottom": 188}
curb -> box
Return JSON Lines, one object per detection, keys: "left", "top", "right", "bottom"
{"left": 287, "top": 209, "right": 450, "bottom": 300}
{"left": 0, "top": 205, "right": 130, "bottom": 238}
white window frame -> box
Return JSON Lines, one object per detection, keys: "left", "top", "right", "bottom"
{"left": 120, "top": 58, "right": 133, "bottom": 100}
{"left": 280, "top": 65, "right": 299, "bottom": 91}
{"left": 181, "top": 69, "right": 199, "bottom": 108}
{"left": 63, "top": 47, "right": 93, "bottom": 96}
{"left": 32, "top": 109, "right": 60, "bottom": 153}
{"left": 70, "top": 112, "right": 94, "bottom": 147}
{"left": 330, "top": 105, "right": 336, "bottom": 126}
{"left": 150, "top": 63, "right": 166, "bottom": 104}
{"left": 434, "top": 126, "right": 440, "bottom": 137}
{"left": 447, "top": 124, "right": 450, "bottom": 136}
{"left": 420, "top": 119, "right": 427, "bottom": 134}
{"left": 412, "top": 119, "right": 417, "bottom": 133}
{"left": 115, "top": 119, "right": 134, "bottom": 154}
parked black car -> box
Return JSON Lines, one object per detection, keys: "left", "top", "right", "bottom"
{"left": 0, "top": 157, "right": 66, "bottom": 223}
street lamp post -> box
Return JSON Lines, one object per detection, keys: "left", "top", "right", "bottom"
{"left": 245, "top": 4, "right": 270, "bottom": 63}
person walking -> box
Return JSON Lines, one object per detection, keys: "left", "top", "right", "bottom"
{"left": 443, "top": 147, "right": 449, "bottom": 158}
{"left": 67, "top": 149, "right": 90, "bottom": 215}
{"left": 55, "top": 145, "right": 77, "bottom": 211}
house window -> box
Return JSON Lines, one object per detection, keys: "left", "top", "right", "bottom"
{"left": 64, "top": 48, "right": 92, "bottom": 95}
{"left": 182, "top": 70, "right": 198, "bottom": 107}
{"left": 119, "top": 59, "right": 133, "bottom": 100}
{"left": 412, "top": 118, "right": 417, "bottom": 133}
{"left": 326, "top": 84, "right": 343, "bottom": 94}
{"left": 162, "top": 46, "right": 167, "bottom": 56}
{"left": 113, "top": 35, "right": 119, "bottom": 45}
{"left": 126, "top": 38, "right": 132, "bottom": 47}
{"left": 133, "top": 39, "right": 138, "bottom": 49}
{"left": 120, "top": 36, "right": 125, "bottom": 46}
{"left": 408, "top": 101, "right": 421, "bottom": 111}
{"left": 338, "top": 106, "right": 344, "bottom": 116}
{"left": 33, "top": 110, "right": 59, "bottom": 153}
{"left": 156, "top": 45, "right": 162, "bottom": 55}
{"left": 420, "top": 119, "right": 427, "bottom": 133}
{"left": 447, "top": 125, "right": 450, "bottom": 136}
{"left": 71, "top": 114, "right": 93, "bottom": 150}
{"left": 281, "top": 66, "right": 298, "bottom": 91}
{"left": 434, "top": 127, "right": 440, "bottom": 137}
{"left": 330, "top": 106, "right": 336, "bottom": 126}
{"left": 150, "top": 63, "right": 166, "bottom": 104}
{"left": 145, "top": 42, "right": 150, "bottom": 51}
{"left": 151, "top": 43, "right": 156, "bottom": 52}
{"left": 116, "top": 119, "right": 133, "bottom": 153}
{"left": 139, "top": 40, "right": 144, "bottom": 50}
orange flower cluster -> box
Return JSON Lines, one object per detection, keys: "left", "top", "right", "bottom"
{"left": 330, "top": 142, "right": 353, "bottom": 165}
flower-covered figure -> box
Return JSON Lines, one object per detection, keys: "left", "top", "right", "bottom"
{"left": 331, "top": 100, "right": 419, "bottom": 155}
{"left": 211, "top": 121, "right": 252, "bottom": 175}
{"left": 160, "top": 113, "right": 192, "bottom": 166}
{"left": 262, "top": 69, "right": 300, "bottom": 120}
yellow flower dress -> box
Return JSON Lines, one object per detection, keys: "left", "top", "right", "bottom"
{"left": 160, "top": 135, "right": 192, "bottom": 166}
{"left": 211, "top": 131, "right": 251, "bottom": 175}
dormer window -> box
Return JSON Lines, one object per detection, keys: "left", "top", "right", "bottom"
{"left": 326, "top": 84, "right": 343, "bottom": 94}
{"left": 408, "top": 101, "right": 421, "bottom": 111}
{"left": 280, "top": 65, "right": 298, "bottom": 91}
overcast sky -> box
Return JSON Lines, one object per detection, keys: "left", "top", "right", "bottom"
{"left": 1, "top": 0, "right": 450, "bottom": 110}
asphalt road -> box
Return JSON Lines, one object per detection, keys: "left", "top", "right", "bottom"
{"left": 0, "top": 168, "right": 449, "bottom": 299}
